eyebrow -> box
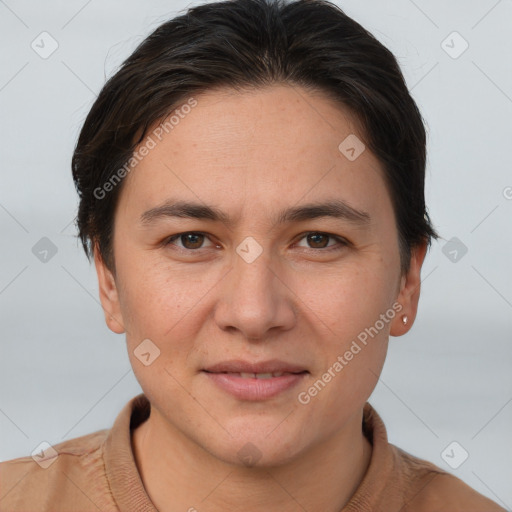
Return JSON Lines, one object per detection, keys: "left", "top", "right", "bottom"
{"left": 139, "top": 199, "right": 372, "bottom": 228}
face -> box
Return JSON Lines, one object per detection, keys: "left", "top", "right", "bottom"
{"left": 96, "top": 84, "right": 426, "bottom": 467}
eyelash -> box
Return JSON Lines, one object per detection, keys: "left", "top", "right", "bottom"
{"left": 163, "top": 231, "right": 349, "bottom": 252}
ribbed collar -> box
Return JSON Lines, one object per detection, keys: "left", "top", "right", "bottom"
{"left": 104, "top": 394, "right": 401, "bottom": 511}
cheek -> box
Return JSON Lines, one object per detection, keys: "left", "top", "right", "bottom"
{"left": 290, "top": 260, "right": 396, "bottom": 406}
{"left": 295, "top": 270, "right": 392, "bottom": 425}
{"left": 297, "top": 261, "right": 398, "bottom": 341}
{"left": 114, "top": 252, "right": 219, "bottom": 345}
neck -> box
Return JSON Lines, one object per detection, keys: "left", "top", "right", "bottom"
{"left": 132, "top": 407, "right": 372, "bottom": 512}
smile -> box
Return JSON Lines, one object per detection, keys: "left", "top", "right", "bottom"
{"left": 202, "top": 363, "right": 308, "bottom": 400}
{"left": 217, "top": 371, "right": 297, "bottom": 379}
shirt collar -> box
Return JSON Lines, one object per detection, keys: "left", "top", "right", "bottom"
{"left": 104, "top": 394, "right": 401, "bottom": 511}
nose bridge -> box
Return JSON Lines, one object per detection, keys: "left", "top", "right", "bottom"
{"left": 214, "top": 243, "right": 295, "bottom": 339}
{"left": 231, "top": 245, "right": 276, "bottom": 312}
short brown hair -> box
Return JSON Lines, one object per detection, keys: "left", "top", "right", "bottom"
{"left": 72, "top": 0, "right": 438, "bottom": 274}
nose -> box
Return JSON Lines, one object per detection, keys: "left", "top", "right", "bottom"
{"left": 213, "top": 247, "right": 296, "bottom": 341}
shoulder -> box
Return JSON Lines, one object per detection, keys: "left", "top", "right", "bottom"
{"left": 392, "top": 445, "right": 507, "bottom": 512}
{"left": 0, "top": 429, "right": 117, "bottom": 511}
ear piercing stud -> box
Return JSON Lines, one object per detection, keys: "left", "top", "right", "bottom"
{"left": 402, "top": 315, "right": 408, "bottom": 326}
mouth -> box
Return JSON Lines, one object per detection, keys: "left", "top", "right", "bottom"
{"left": 205, "top": 371, "right": 306, "bottom": 379}
{"left": 203, "top": 359, "right": 308, "bottom": 374}
{"left": 202, "top": 360, "right": 309, "bottom": 400}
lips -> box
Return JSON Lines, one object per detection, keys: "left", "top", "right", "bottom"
{"left": 202, "top": 359, "right": 308, "bottom": 400}
{"left": 203, "top": 359, "right": 308, "bottom": 375}
{"left": 236, "top": 372, "right": 291, "bottom": 379}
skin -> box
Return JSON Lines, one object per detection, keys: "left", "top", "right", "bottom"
{"left": 95, "top": 84, "right": 427, "bottom": 512}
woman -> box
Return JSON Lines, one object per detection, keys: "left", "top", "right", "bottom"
{"left": 0, "top": 0, "right": 505, "bottom": 510}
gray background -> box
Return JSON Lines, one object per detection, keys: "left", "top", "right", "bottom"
{"left": 1, "top": 0, "right": 511, "bottom": 508}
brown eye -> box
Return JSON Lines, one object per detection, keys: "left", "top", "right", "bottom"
{"left": 166, "top": 232, "right": 213, "bottom": 250}
{"left": 295, "top": 232, "right": 348, "bottom": 251}
{"left": 306, "top": 232, "right": 330, "bottom": 248}
{"left": 180, "top": 233, "right": 205, "bottom": 249}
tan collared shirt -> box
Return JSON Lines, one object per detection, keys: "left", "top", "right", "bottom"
{"left": 0, "top": 394, "right": 505, "bottom": 511}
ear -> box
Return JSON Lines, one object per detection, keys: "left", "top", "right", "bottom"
{"left": 390, "top": 240, "right": 428, "bottom": 337}
{"left": 93, "top": 245, "right": 125, "bottom": 334}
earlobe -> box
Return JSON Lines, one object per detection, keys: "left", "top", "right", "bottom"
{"left": 390, "top": 241, "right": 428, "bottom": 337}
{"left": 93, "top": 246, "right": 125, "bottom": 334}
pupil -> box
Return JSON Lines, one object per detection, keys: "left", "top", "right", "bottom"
{"left": 183, "top": 233, "right": 203, "bottom": 248}
{"left": 308, "top": 233, "right": 327, "bottom": 248}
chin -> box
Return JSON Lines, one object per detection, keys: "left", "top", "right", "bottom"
{"left": 206, "top": 420, "right": 306, "bottom": 469}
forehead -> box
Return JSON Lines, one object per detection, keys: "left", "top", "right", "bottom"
{"left": 117, "top": 84, "right": 391, "bottom": 224}
{"left": 156, "top": 85, "right": 362, "bottom": 165}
